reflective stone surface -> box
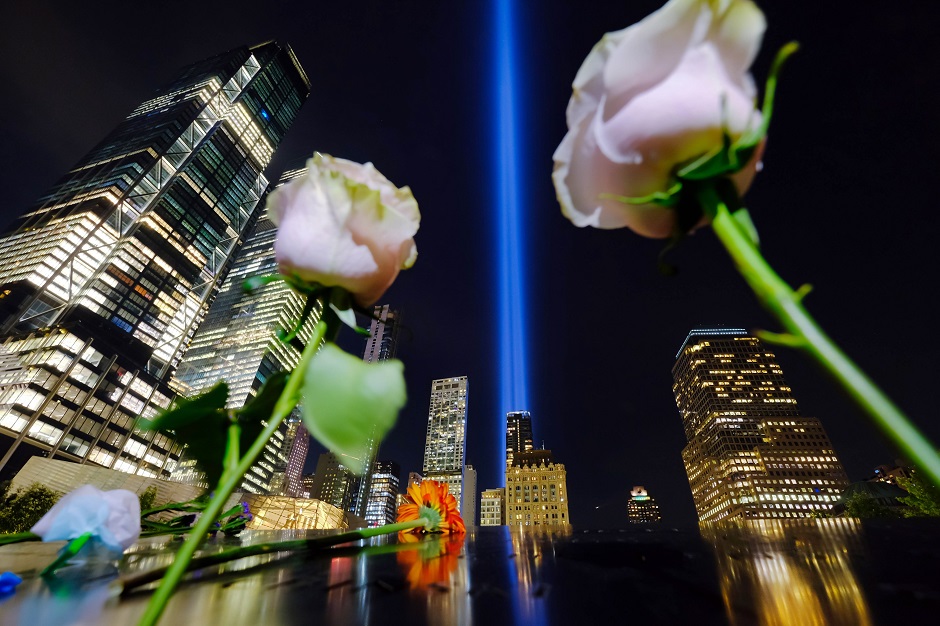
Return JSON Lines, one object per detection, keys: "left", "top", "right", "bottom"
{"left": 1, "top": 521, "right": 939, "bottom": 625}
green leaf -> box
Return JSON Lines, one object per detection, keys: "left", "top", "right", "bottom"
{"left": 601, "top": 182, "right": 682, "bottom": 207}
{"left": 301, "top": 343, "right": 407, "bottom": 475}
{"left": 143, "top": 382, "right": 228, "bottom": 432}
{"left": 242, "top": 274, "right": 284, "bottom": 293}
{"left": 140, "top": 382, "right": 230, "bottom": 488}
{"left": 236, "top": 372, "right": 289, "bottom": 423}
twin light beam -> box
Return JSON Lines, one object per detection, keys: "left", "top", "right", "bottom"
{"left": 494, "top": 0, "right": 529, "bottom": 484}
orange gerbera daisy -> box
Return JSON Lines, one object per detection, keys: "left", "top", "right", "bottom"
{"left": 397, "top": 479, "right": 466, "bottom": 534}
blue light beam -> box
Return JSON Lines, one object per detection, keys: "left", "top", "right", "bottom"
{"left": 493, "top": 0, "right": 530, "bottom": 484}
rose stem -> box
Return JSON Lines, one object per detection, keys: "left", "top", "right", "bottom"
{"left": 701, "top": 184, "right": 940, "bottom": 488}
{"left": 121, "top": 518, "right": 429, "bottom": 594}
{"left": 137, "top": 318, "right": 329, "bottom": 626}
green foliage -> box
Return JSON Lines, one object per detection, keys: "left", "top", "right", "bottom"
{"left": 897, "top": 470, "right": 940, "bottom": 517}
{"left": 139, "top": 486, "right": 158, "bottom": 512}
{"left": 0, "top": 483, "right": 61, "bottom": 534}
{"left": 842, "top": 492, "right": 903, "bottom": 519}
{"left": 301, "top": 342, "right": 406, "bottom": 475}
{"left": 140, "top": 376, "right": 286, "bottom": 489}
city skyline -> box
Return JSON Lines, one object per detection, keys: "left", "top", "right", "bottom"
{"left": 2, "top": 1, "right": 938, "bottom": 527}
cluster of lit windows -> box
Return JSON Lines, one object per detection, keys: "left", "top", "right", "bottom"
{"left": 0, "top": 329, "right": 182, "bottom": 478}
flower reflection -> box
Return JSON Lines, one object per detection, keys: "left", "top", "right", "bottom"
{"left": 396, "top": 532, "right": 465, "bottom": 588}
{"left": 702, "top": 518, "right": 872, "bottom": 626}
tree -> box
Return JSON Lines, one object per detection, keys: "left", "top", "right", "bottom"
{"left": 842, "top": 492, "right": 903, "bottom": 519}
{"left": 0, "top": 483, "right": 61, "bottom": 534}
{"left": 139, "top": 485, "right": 158, "bottom": 512}
{"left": 897, "top": 470, "right": 940, "bottom": 517}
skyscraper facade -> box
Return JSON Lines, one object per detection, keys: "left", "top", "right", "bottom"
{"left": 308, "top": 452, "right": 355, "bottom": 510}
{"left": 626, "top": 486, "right": 662, "bottom": 524}
{"left": 170, "top": 168, "right": 319, "bottom": 494}
{"left": 505, "top": 449, "right": 570, "bottom": 527}
{"left": 480, "top": 487, "right": 506, "bottom": 526}
{"left": 463, "top": 464, "right": 477, "bottom": 526}
{"left": 673, "top": 328, "right": 848, "bottom": 521}
{"left": 363, "top": 459, "right": 400, "bottom": 527}
{"left": 350, "top": 305, "right": 401, "bottom": 517}
{"left": 505, "top": 410, "right": 534, "bottom": 469}
{"left": 0, "top": 42, "right": 309, "bottom": 479}
{"left": 422, "top": 376, "right": 468, "bottom": 511}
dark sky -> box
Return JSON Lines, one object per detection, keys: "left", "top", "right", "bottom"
{"left": 1, "top": 1, "right": 938, "bottom": 528}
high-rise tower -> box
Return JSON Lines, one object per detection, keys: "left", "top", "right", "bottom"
{"left": 170, "top": 168, "right": 318, "bottom": 494}
{"left": 626, "top": 486, "right": 662, "bottom": 524}
{"left": 363, "top": 459, "right": 400, "bottom": 527}
{"left": 0, "top": 42, "right": 309, "bottom": 479}
{"left": 505, "top": 410, "right": 533, "bottom": 469}
{"left": 349, "top": 305, "right": 402, "bottom": 517}
{"left": 673, "top": 328, "right": 848, "bottom": 521}
{"left": 422, "top": 376, "right": 468, "bottom": 511}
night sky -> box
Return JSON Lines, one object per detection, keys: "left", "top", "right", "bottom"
{"left": 1, "top": 1, "right": 938, "bottom": 528}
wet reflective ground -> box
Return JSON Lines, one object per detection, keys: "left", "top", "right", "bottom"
{"left": 1, "top": 520, "right": 938, "bottom": 625}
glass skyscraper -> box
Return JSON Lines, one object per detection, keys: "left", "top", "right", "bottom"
{"left": 363, "top": 459, "right": 400, "bottom": 527}
{"left": 673, "top": 328, "right": 849, "bottom": 521}
{"left": 422, "top": 376, "right": 468, "bottom": 511}
{"left": 348, "top": 305, "right": 402, "bottom": 517}
{"left": 505, "top": 410, "right": 533, "bottom": 469}
{"left": 171, "top": 168, "right": 319, "bottom": 494}
{"left": 0, "top": 42, "right": 309, "bottom": 480}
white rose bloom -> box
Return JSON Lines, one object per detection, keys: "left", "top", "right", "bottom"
{"left": 269, "top": 153, "right": 420, "bottom": 306}
{"left": 553, "top": 0, "right": 766, "bottom": 238}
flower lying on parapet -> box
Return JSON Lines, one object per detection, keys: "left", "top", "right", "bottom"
{"left": 31, "top": 485, "right": 140, "bottom": 552}
{"left": 397, "top": 480, "right": 466, "bottom": 534}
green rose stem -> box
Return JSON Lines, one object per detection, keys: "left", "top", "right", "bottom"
{"left": 0, "top": 532, "right": 40, "bottom": 546}
{"left": 121, "top": 518, "right": 430, "bottom": 595}
{"left": 700, "top": 184, "right": 940, "bottom": 488}
{"left": 137, "top": 318, "right": 329, "bottom": 626}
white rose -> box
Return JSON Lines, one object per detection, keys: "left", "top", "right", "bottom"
{"left": 31, "top": 484, "right": 140, "bottom": 551}
{"left": 269, "top": 153, "right": 420, "bottom": 306}
{"left": 553, "top": 0, "right": 766, "bottom": 238}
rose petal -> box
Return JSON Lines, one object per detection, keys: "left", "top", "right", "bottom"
{"left": 602, "top": 0, "right": 704, "bottom": 119}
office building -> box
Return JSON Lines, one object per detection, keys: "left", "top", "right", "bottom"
{"left": 505, "top": 449, "right": 570, "bottom": 527}
{"left": 422, "top": 376, "right": 468, "bottom": 511}
{"left": 307, "top": 451, "right": 355, "bottom": 510}
{"left": 480, "top": 487, "right": 505, "bottom": 526}
{"left": 363, "top": 459, "right": 400, "bottom": 527}
{"left": 170, "top": 169, "right": 320, "bottom": 494}
{"left": 463, "top": 464, "right": 477, "bottom": 526}
{"left": 673, "top": 328, "right": 849, "bottom": 521}
{"left": 270, "top": 418, "right": 309, "bottom": 497}
{"left": 0, "top": 42, "right": 309, "bottom": 480}
{"left": 350, "top": 305, "right": 402, "bottom": 517}
{"left": 505, "top": 410, "right": 533, "bottom": 469}
{"left": 301, "top": 473, "right": 316, "bottom": 499}
{"left": 626, "top": 486, "right": 662, "bottom": 524}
